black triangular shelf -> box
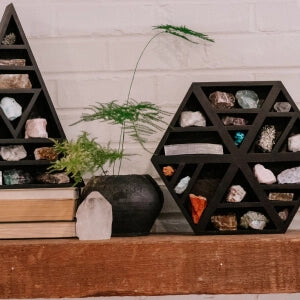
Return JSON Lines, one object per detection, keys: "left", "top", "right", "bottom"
{"left": 0, "top": 4, "right": 72, "bottom": 188}
{"left": 152, "top": 81, "right": 300, "bottom": 234}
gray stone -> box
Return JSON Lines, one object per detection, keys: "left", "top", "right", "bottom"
{"left": 179, "top": 111, "right": 206, "bottom": 127}
{"left": 0, "top": 74, "right": 32, "bottom": 89}
{"left": 288, "top": 134, "right": 300, "bottom": 152}
{"left": 76, "top": 191, "right": 112, "bottom": 240}
{"left": 226, "top": 185, "right": 246, "bottom": 202}
{"left": 277, "top": 166, "right": 300, "bottom": 184}
{"left": 0, "top": 171, "right": 2, "bottom": 185}
{"left": 273, "top": 102, "right": 291, "bottom": 112}
{"left": 268, "top": 192, "right": 294, "bottom": 201}
{"left": 0, "top": 97, "right": 22, "bottom": 121}
{"left": 25, "top": 118, "right": 48, "bottom": 138}
{"left": 174, "top": 176, "right": 190, "bottom": 194}
{"left": 209, "top": 91, "right": 235, "bottom": 109}
{"left": 0, "top": 59, "right": 26, "bottom": 66}
{"left": 257, "top": 125, "right": 276, "bottom": 152}
{"left": 253, "top": 164, "right": 276, "bottom": 184}
{"left": 164, "top": 143, "right": 223, "bottom": 155}
{"left": 240, "top": 211, "right": 269, "bottom": 230}
{"left": 236, "top": 90, "right": 259, "bottom": 109}
{"left": 0, "top": 145, "right": 27, "bottom": 161}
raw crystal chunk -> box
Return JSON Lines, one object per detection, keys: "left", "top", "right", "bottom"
{"left": 268, "top": 192, "right": 294, "bottom": 201}
{"left": 234, "top": 131, "right": 245, "bottom": 146}
{"left": 36, "top": 172, "right": 70, "bottom": 184}
{"left": 222, "top": 116, "right": 247, "bottom": 126}
{"left": 0, "top": 171, "right": 2, "bottom": 185}
{"left": 240, "top": 211, "right": 268, "bottom": 230}
{"left": 209, "top": 91, "right": 235, "bottom": 109}
{"left": 0, "top": 97, "right": 22, "bottom": 121}
{"left": 253, "top": 164, "right": 276, "bottom": 184}
{"left": 189, "top": 194, "right": 207, "bottom": 224}
{"left": 257, "top": 125, "right": 276, "bottom": 152}
{"left": 1, "top": 33, "right": 16, "bottom": 45}
{"left": 0, "top": 74, "right": 32, "bottom": 89}
{"left": 179, "top": 111, "right": 206, "bottom": 127}
{"left": 164, "top": 143, "right": 223, "bottom": 155}
{"left": 0, "top": 145, "right": 27, "bottom": 161}
{"left": 3, "top": 169, "right": 32, "bottom": 185}
{"left": 34, "top": 147, "right": 58, "bottom": 161}
{"left": 162, "top": 165, "right": 175, "bottom": 177}
{"left": 25, "top": 118, "right": 48, "bottom": 138}
{"left": 277, "top": 166, "right": 300, "bottom": 184}
{"left": 226, "top": 185, "right": 246, "bottom": 202}
{"left": 236, "top": 90, "right": 259, "bottom": 109}
{"left": 278, "top": 208, "right": 289, "bottom": 221}
{"left": 288, "top": 134, "right": 300, "bottom": 152}
{"left": 0, "top": 59, "right": 26, "bottom": 66}
{"left": 211, "top": 214, "right": 237, "bottom": 231}
{"left": 273, "top": 102, "right": 291, "bottom": 112}
{"left": 174, "top": 176, "right": 190, "bottom": 194}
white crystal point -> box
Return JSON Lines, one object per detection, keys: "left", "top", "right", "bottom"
{"left": 76, "top": 191, "right": 112, "bottom": 240}
{"left": 179, "top": 111, "right": 206, "bottom": 127}
{"left": 277, "top": 166, "right": 300, "bottom": 184}
{"left": 253, "top": 164, "right": 276, "bottom": 184}
{"left": 174, "top": 176, "right": 191, "bottom": 194}
{"left": 0, "top": 97, "right": 22, "bottom": 121}
{"left": 288, "top": 134, "right": 300, "bottom": 152}
{"left": 0, "top": 145, "right": 27, "bottom": 161}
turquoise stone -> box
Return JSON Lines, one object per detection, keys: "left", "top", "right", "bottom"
{"left": 3, "top": 169, "right": 32, "bottom": 185}
{"left": 236, "top": 90, "right": 259, "bottom": 109}
{"left": 234, "top": 131, "right": 245, "bottom": 146}
{"left": 0, "top": 97, "right": 22, "bottom": 121}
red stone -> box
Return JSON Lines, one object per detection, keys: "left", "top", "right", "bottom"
{"left": 189, "top": 194, "right": 207, "bottom": 224}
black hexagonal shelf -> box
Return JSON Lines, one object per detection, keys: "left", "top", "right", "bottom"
{"left": 151, "top": 81, "right": 300, "bottom": 234}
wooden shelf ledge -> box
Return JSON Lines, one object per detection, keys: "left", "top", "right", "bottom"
{"left": 0, "top": 231, "right": 300, "bottom": 298}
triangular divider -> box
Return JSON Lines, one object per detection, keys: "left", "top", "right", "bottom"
{"left": 0, "top": 106, "right": 17, "bottom": 138}
{"left": 169, "top": 163, "right": 186, "bottom": 187}
{"left": 0, "top": 113, "right": 13, "bottom": 138}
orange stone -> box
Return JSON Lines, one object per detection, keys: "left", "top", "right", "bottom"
{"left": 163, "top": 166, "right": 175, "bottom": 177}
{"left": 189, "top": 194, "right": 207, "bottom": 224}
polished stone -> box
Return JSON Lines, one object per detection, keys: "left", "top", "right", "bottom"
{"left": 0, "top": 74, "right": 32, "bottom": 89}
{"left": 236, "top": 90, "right": 259, "bottom": 109}
{"left": 240, "top": 211, "right": 268, "bottom": 230}
{"left": 179, "top": 111, "right": 206, "bottom": 127}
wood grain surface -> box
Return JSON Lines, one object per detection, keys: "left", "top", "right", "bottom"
{"left": 0, "top": 231, "right": 299, "bottom": 298}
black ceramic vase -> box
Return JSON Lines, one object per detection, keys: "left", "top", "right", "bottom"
{"left": 80, "top": 174, "right": 164, "bottom": 236}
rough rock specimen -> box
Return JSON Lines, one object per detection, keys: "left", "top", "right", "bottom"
{"left": 162, "top": 165, "right": 175, "bottom": 177}
{"left": 236, "top": 90, "right": 259, "bottom": 109}
{"left": 257, "top": 125, "right": 276, "bottom": 152}
{"left": 222, "top": 116, "right": 247, "bottom": 126}
{"left": 240, "top": 211, "right": 268, "bottom": 230}
{"left": 36, "top": 172, "right": 70, "bottom": 184}
{"left": 3, "top": 169, "right": 32, "bottom": 185}
{"left": 179, "top": 111, "right": 206, "bottom": 127}
{"left": 174, "top": 176, "right": 190, "bottom": 194}
{"left": 0, "top": 145, "right": 27, "bottom": 161}
{"left": 268, "top": 192, "right": 294, "bottom": 201}
{"left": 0, "top": 59, "right": 26, "bottom": 66}
{"left": 254, "top": 164, "right": 276, "bottom": 184}
{"left": 288, "top": 134, "right": 300, "bottom": 152}
{"left": 211, "top": 214, "right": 237, "bottom": 231}
{"left": 25, "top": 118, "right": 48, "bottom": 138}
{"left": 273, "top": 102, "right": 291, "bottom": 112}
{"left": 34, "top": 147, "right": 58, "bottom": 161}
{"left": 226, "top": 185, "right": 246, "bottom": 202}
{"left": 234, "top": 131, "right": 245, "bottom": 146}
{"left": 1, "top": 33, "right": 16, "bottom": 45}
{"left": 164, "top": 143, "right": 223, "bottom": 155}
{"left": 76, "top": 191, "right": 112, "bottom": 240}
{"left": 0, "top": 74, "right": 32, "bottom": 89}
{"left": 0, "top": 97, "right": 22, "bottom": 121}
{"left": 278, "top": 208, "right": 289, "bottom": 221}
{"left": 209, "top": 91, "right": 235, "bottom": 109}
{"left": 189, "top": 194, "right": 207, "bottom": 224}
{"left": 0, "top": 171, "right": 2, "bottom": 185}
{"left": 277, "top": 166, "right": 300, "bottom": 184}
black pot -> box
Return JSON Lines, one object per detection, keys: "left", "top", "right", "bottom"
{"left": 80, "top": 174, "right": 164, "bottom": 236}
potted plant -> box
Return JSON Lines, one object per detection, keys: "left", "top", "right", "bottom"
{"left": 49, "top": 25, "right": 214, "bottom": 236}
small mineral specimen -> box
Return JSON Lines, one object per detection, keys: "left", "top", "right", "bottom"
{"left": 25, "top": 118, "right": 48, "bottom": 138}
{"left": 209, "top": 91, "right": 235, "bottom": 109}
{"left": 174, "top": 176, "right": 190, "bottom": 194}
{"left": 0, "top": 145, "right": 27, "bottom": 161}
{"left": 164, "top": 143, "right": 223, "bottom": 155}
{"left": 162, "top": 165, "right": 175, "bottom": 177}
{"left": 0, "top": 171, "right": 2, "bottom": 185}
{"left": 257, "top": 125, "right": 276, "bottom": 152}
{"left": 3, "top": 169, "right": 32, "bottom": 185}
{"left": 278, "top": 208, "right": 289, "bottom": 221}
{"left": 240, "top": 211, "right": 268, "bottom": 230}
{"left": 1, "top": 33, "right": 16, "bottom": 45}
{"left": 0, "top": 97, "right": 22, "bottom": 121}
{"left": 234, "top": 131, "right": 245, "bottom": 146}
{"left": 273, "top": 102, "right": 291, "bottom": 112}
{"left": 36, "top": 172, "right": 70, "bottom": 184}
{"left": 268, "top": 192, "right": 294, "bottom": 201}
{"left": 0, "top": 59, "right": 26, "bottom": 66}
{"left": 254, "top": 164, "right": 276, "bottom": 184}
{"left": 0, "top": 74, "right": 32, "bottom": 89}
{"left": 34, "top": 147, "right": 58, "bottom": 161}
{"left": 189, "top": 194, "right": 207, "bottom": 224}
{"left": 211, "top": 214, "right": 237, "bottom": 231}
{"left": 226, "top": 185, "right": 246, "bottom": 203}
{"left": 288, "top": 134, "right": 300, "bottom": 152}
{"left": 236, "top": 90, "right": 259, "bottom": 109}
{"left": 179, "top": 111, "right": 206, "bottom": 127}
{"left": 277, "top": 166, "right": 300, "bottom": 184}
{"left": 222, "top": 116, "right": 248, "bottom": 126}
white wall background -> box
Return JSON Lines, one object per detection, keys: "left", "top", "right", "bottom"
{"left": 0, "top": 0, "right": 299, "bottom": 298}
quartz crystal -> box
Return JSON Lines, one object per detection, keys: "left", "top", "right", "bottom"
{"left": 288, "top": 134, "right": 300, "bottom": 152}
{"left": 268, "top": 192, "right": 294, "bottom": 201}
{"left": 273, "top": 102, "right": 291, "bottom": 112}
{"left": 164, "top": 143, "right": 223, "bottom": 155}
{"left": 0, "top": 97, "right": 22, "bottom": 121}
{"left": 209, "top": 91, "right": 235, "bottom": 109}
{"left": 236, "top": 90, "right": 259, "bottom": 109}
{"left": 0, "top": 74, "right": 32, "bottom": 89}
{"left": 257, "top": 125, "right": 276, "bottom": 152}
{"left": 25, "top": 118, "right": 48, "bottom": 138}
{"left": 179, "top": 111, "right": 206, "bottom": 127}
{"left": 277, "top": 166, "right": 300, "bottom": 184}
{"left": 211, "top": 214, "right": 237, "bottom": 231}
{"left": 174, "top": 176, "right": 190, "bottom": 194}
{"left": 240, "top": 211, "right": 268, "bottom": 230}
{"left": 226, "top": 185, "right": 246, "bottom": 202}
{"left": 189, "top": 194, "right": 207, "bottom": 224}
{"left": 0, "top": 145, "right": 27, "bottom": 161}
{"left": 253, "top": 164, "right": 276, "bottom": 184}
